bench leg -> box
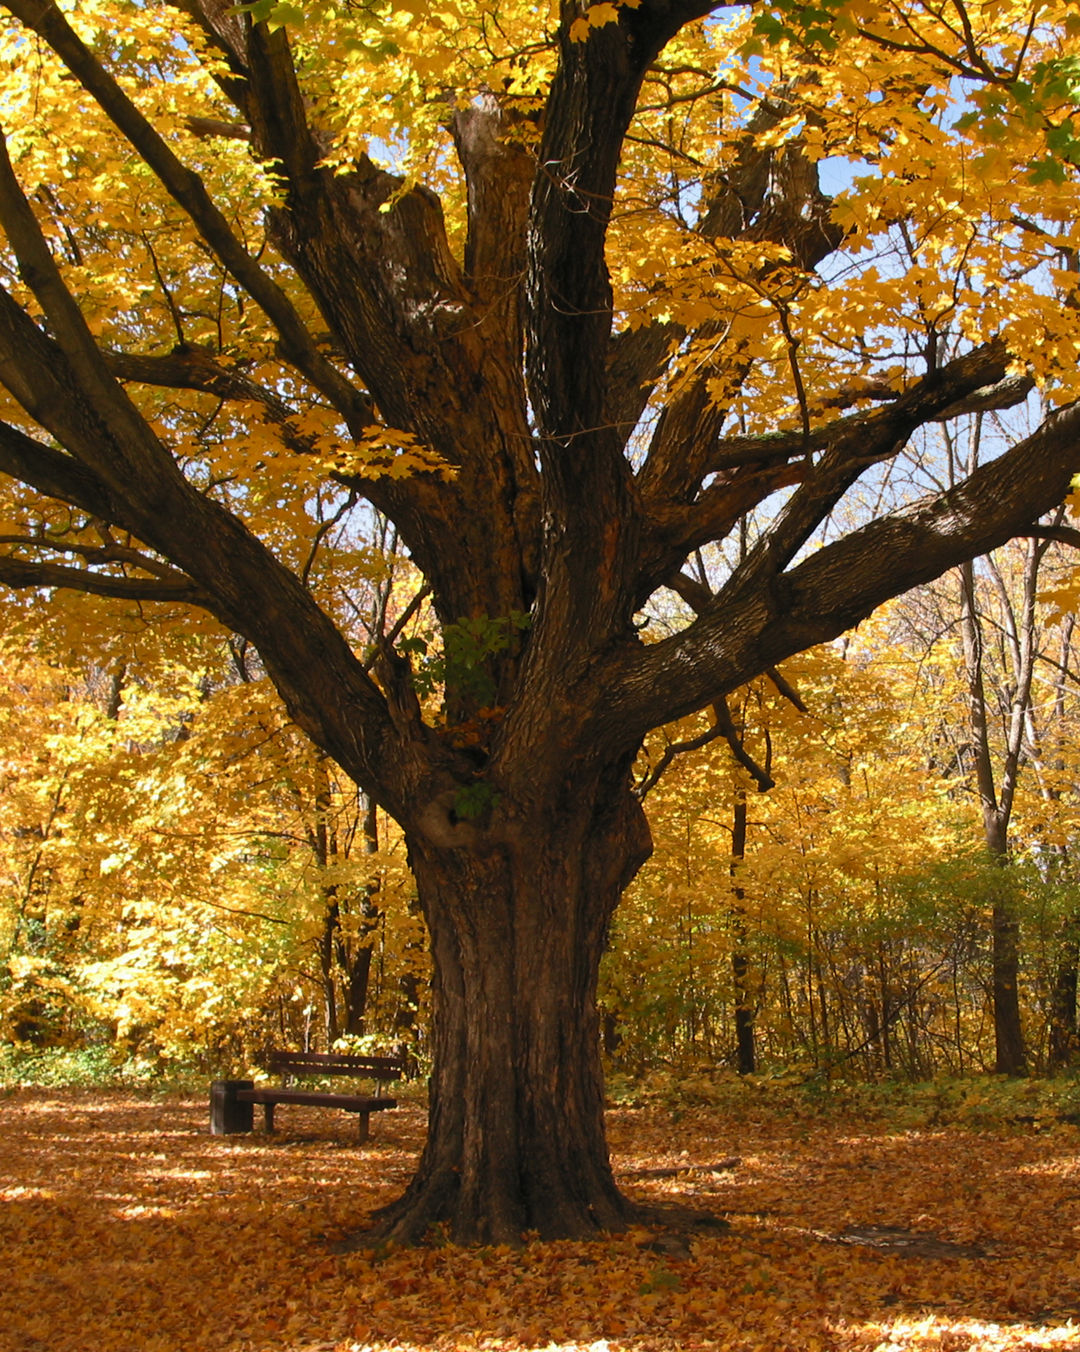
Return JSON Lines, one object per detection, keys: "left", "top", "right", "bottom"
{"left": 356, "top": 1111, "right": 370, "bottom": 1144}
{"left": 263, "top": 1102, "right": 276, "bottom": 1134}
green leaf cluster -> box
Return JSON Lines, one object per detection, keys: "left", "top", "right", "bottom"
{"left": 400, "top": 611, "right": 532, "bottom": 709}
{"left": 744, "top": 0, "right": 847, "bottom": 55}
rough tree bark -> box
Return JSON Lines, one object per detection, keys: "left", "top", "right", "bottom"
{"left": 0, "top": 0, "right": 1078, "bottom": 1242}
{"left": 378, "top": 761, "right": 650, "bottom": 1244}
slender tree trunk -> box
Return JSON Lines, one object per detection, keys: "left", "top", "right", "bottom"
{"left": 342, "top": 945, "right": 374, "bottom": 1037}
{"left": 731, "top": 945, "right": 755, "bottom": 1074}
{"left": 1048, "top": 913, "right": 1080, "bottom": 1071}
{"left": 104, "top": 661, "right": 126, "bottom": 720}
{"left": 878, "top": 949, "right": 893, "bottom": 1072}
{"left": 394, "top": 926, "right": 424, "bottom": 1044}
{"left": 952, "top": 945, "right": 964, "bottom": 1074}
{"left": 730, "top": 794, "right": 755, "bottom": 1074}
{"left": 1040, "top": 623, "right": 1076, "bottom": 1074}
{"left": 991, "top": 905, "right": 1026, "bottom": 1073}
{"left": 959, "top": 554, "right": 1028, "bottom": 1076}
{"left": 318, "top": 906, "right": 341, "bottom": 1048}
{"left": 311, "top": 757, "right": 342, "bottom": 1047}
{"left": 370, "top": 769, "right": 650, "bottom": 1245}
{"left": 985, "top": 814, "right": 1026, "bottom": 1075}
{"left": 863, "top": 977, "right": 881, "bottom": 1077}
{"left": 778, "top": 949, "right": 796, "bottom": 1055}
{"left": 339, "top": 793, "right": 384, "bottom": 1037}
{"left": 816, "top": 948, "right": 831, "bottom": 1068}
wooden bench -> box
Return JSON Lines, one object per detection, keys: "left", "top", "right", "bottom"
{"left": 210, "top": 1049, "right": 404, "bottom": 1143}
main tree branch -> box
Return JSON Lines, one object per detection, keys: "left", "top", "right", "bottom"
{"left": 636, "top": 340, "right": 1033, "bottom": 600}
{"left": 0, "top": 420, "right": 128, "bottom": 524}
{"left": 606, "top": 399, "right": 1080, "bottom": 743}
{"left": 522, "top": 7, "right": 724, "bottom": 670}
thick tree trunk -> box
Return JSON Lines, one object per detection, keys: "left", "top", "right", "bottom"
{"left": 368, "top": 770, "right": 651, "bottom": 1245}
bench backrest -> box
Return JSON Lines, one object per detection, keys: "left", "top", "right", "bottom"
{"left": 265, "top": 1049, "right": 404, "bottom": 1083}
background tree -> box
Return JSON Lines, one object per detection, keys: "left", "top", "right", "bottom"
{"left": 0, "top": 0, "right": 1079, "bottom": 1243}
{"left": 0, "top": 614, "right": 424, "bottom": 1066}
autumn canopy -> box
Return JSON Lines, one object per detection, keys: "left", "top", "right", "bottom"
{"left": 0, "top": 0, "right": 1078, "bottom": 1244}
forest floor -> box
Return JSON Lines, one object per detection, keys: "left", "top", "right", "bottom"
{"left": 2, "top": 1080, "right": 1079, "bottom": 1352}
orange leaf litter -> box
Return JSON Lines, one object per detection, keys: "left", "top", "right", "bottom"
{"left": 1, "top": 1090, "right": 1078, "bottom": 1352}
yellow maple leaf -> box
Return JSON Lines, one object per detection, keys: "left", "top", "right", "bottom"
{"left": 570, "top": 2, "right": 621, "bottom": 41}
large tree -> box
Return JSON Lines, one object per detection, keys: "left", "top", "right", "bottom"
{"left": 0, "top": 0, "right": 1079, "bottom": 1242}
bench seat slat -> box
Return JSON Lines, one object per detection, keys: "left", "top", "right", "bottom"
{"left": 236, "top": 1088, "right": 396, "bottom": 1111}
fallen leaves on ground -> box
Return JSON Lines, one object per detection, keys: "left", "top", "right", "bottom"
{"left": 1, "top": 1088, "right": 1078, "bottom": 1352}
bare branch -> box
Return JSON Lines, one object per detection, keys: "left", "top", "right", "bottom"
{"left": 1024, "top": 524, "right": 1080, "bottom": 549}
{"left": 0, "top": 533, "right": 184, "bottom": 581}
{"left": 664, "top": 569, "right": 714, "bottom": 612}
{"left": 105, "top": 346, "right": 313, "bottom": 446}
{"left": 185, "top": 115, "right": 252, "bottom": 142}
{"left": 932, "top": 373, "right": 1035, "bottom": 421}
{"left": 637, "top": 341, "right": 1036, "bottom": 602}
{"left": 765, "top": 665, "right": 808, "bottom": 713}
{"left": 634, "top": 716, "right": 727, "bottom": 800}
{"left": 363, "top": 584, "right": 433, "bottom": 673}
{"left": 712, "top": 695, "right": 774, "bottom": 791}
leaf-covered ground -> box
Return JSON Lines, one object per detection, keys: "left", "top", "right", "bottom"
{"left": 2, "top": 1085, "right": 1078, "bottom": 1352}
